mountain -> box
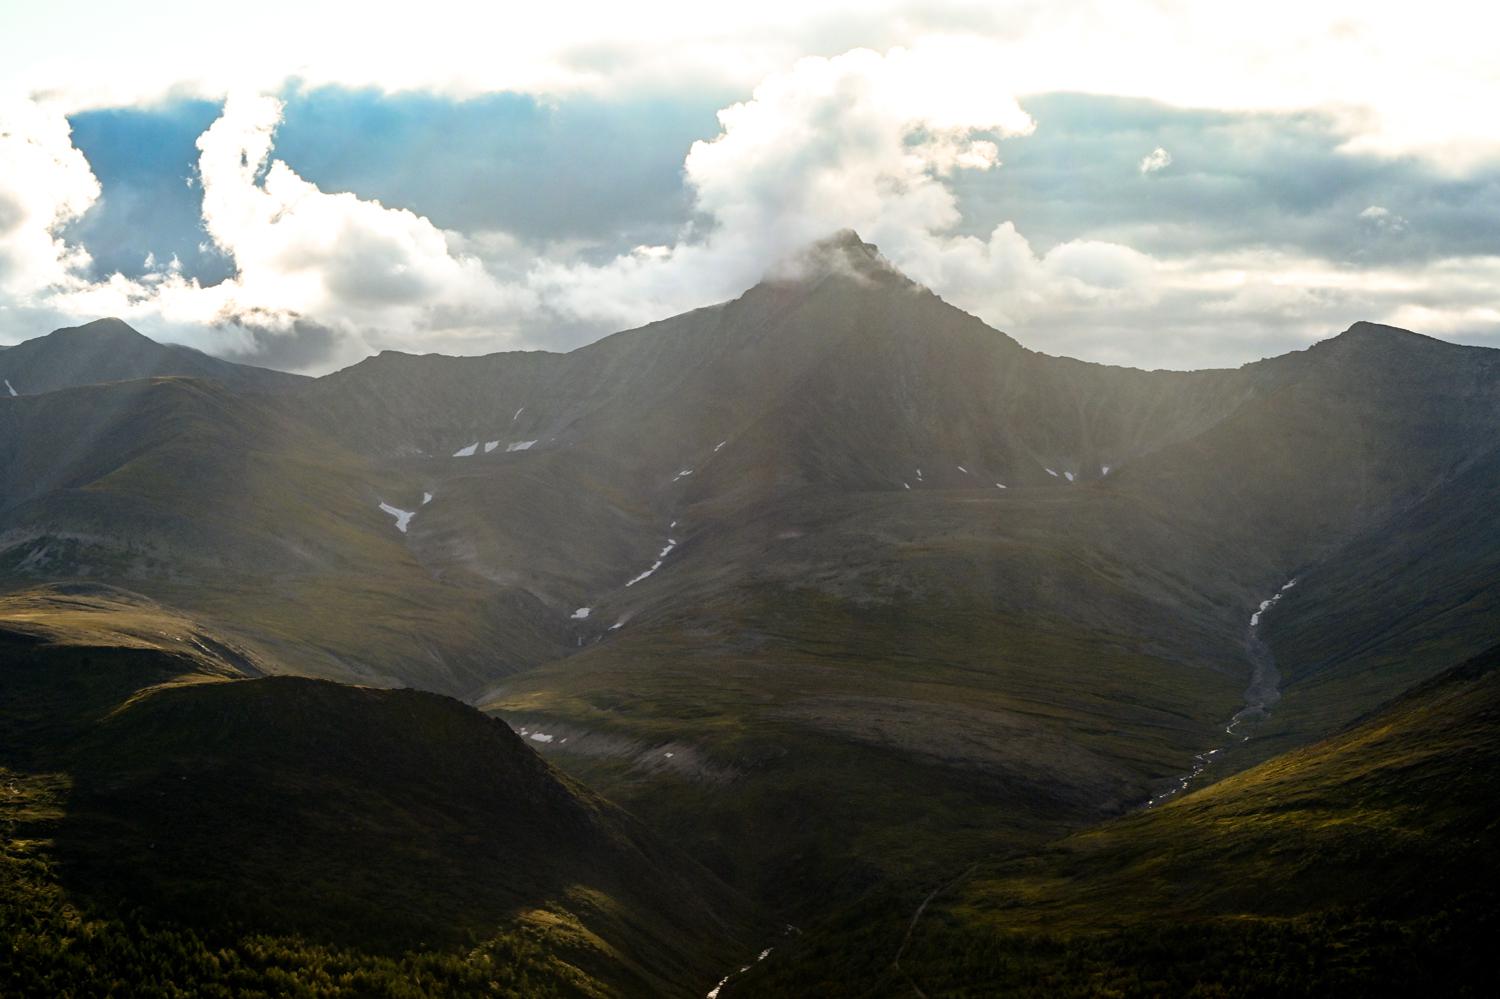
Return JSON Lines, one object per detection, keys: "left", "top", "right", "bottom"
{"left": 0, "top": 375, "right": 567, "bottom": 694}
{"left": 0, "top": 317, "right": 304, "bottom": 396}
{"left": 0, "top": 583, "right": 757, "bottom": 997}
{"left": 4, "top": 232, "right": 1500, "bottom": 993}
{"left": 739, "top": 642, "right": 1500, "bottom": 996}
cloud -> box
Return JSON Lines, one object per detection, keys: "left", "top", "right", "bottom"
{"left": 10, "top": 2, "right": 1500, "bottom": 171}
{"left": 1359, "top": 204, "right": 1407, "bottom": 233}
{"left": 6, "top": 43, "right": 1500, "bottom": 373}
{"left": 42, "top": 94, "right": 535, "bottom": 368}
{"left": 1139, "top": 146, "right": 1171, "bottom": 173}
{"left": 531, "top": 41, "right": 1040, "bottom": 326}
{"left": 0, "top": 99, "right": 100, "bottom": 296}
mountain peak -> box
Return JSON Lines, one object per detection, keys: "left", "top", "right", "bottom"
{"left": 1319, "top": 320, "right": 1451, "bottom": 356}
{"left": 766, "top": 229, "right": 914, "bottom": 288}
{"left": 1341, "top": 321, "right": 1426, "bottom": 340}
{"left": 54, "top": 317, "right": 151, "bottom": 341}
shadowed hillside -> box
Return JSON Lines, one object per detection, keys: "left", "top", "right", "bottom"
{"left": 736, "top": 643, "right": 1500, "bottom": 997}
{"left": 0, "top": 585, "right": 757, "bottom": 998}
{"left": 3, "top": 234, "right": 1500, "bottom": 994}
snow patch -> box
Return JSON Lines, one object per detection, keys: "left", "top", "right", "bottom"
{"left": 714, "top": 440, "right": 727, "bottom": 452}
{"left": 3, "top": 379, "right": 15, "bottom": 397}
{"left": 995, "top": 482, "right": 1007, "bottom": 489}
{"left": 1045, "top": 467, "right": 1059, "bottom": 477}
{"left": 903, "top": 482, "right": 911, "bottom": 489}
{"left": 377, "top": 501, "right": 416, "bottom": 533}
{"left": 483, "top": 440, "right": 500, "bottom": 453}
{"left": 513, "top": 406, "right": 524, "bottom": 421}
{"left": 1101, "top": 464, "right": 1112, "bottom": 476}
{"left": 422, "top": 492, "right": 433, "bottom": 505}
{"left": 1063, "top": 471, "right": 1076, "bottom": 482}
{"left": 956, "top": 465, "right": 969, "bottom": 474}
{"left": 673, "top": 468, "right": 693, "bottom": 481}
{"left": 571, "top": 607, "right": 591, "bottom": 620}
{"left": 507, "top": 440, "right": 537, "bottom": 451}
{"left": 528, "top": 732, "right": 555, "bottom": 744}
{"left": 625, "top": 540, "right": 677, "bottom": 587}
{"left": 452, "top": 442, "right": 478, "bottom": 457}
{"left": 609, "top": 620, "right": 625, "bottom": 631}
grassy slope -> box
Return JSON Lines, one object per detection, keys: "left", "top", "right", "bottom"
{"left": 480, "top": 485, "right": 1255, "bottom": 914}
{"left": 0, "top": 587, "right": 757, "bottom": 998}
{"left": 0, "top": 378, "right": 570, "bottom": 695}
{"left": 736, "top": 644, "right": 1500, "bottom": 997}
{"left": 1254, "top": 443, "right": 1500, "bottom": 761}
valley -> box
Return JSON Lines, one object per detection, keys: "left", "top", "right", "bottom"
{"left": 3, "top": 234, "right": 1498, "bottom": 996}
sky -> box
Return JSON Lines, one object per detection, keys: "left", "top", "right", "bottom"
{"left": 3, "top": 1, "right": 1500, "bottom": 373}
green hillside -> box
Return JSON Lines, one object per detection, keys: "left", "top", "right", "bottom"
{"left": 736, "top": 643, "right": 1500, "bottom": 996}
{"left": 0, "top": 585, "right": 757, "bottom": 998}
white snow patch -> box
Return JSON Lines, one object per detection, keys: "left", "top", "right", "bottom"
{"left": 506, "top": 440, "right": 537, "bottom": 451}
{"left": 915, "top": 468, "right": 923, "bottom": 479}
{"left": 903, "top": 482, "right": 911, "bottom": 489}
{"left": 673, "top": 468, "right": 693, "bottom": 481}
{"left": 1064, "top": 471, "right": 1076, "bottom": 482}
{"left": 3, "top": 379, "right": 15, "bottom": 397}
{"left": 528, "top": 732, "right": 555, "bottom": 744}
{"left": 571, "top": 607, "right": 591, "bottom": 620}
{"left": 377, "top": 501, "right": 416, "bottom": 533}
{"left": 513, "top": 406, "right": 524, "bottom": 421}
{"left": 995, "top": 482, "right": 1007, "bottom": 489}
{"left": 1045, "top": 467, "right": 1059, "bottom": 477}
{"left": 626, "top": 541, "right": 677, "bottom": 587}
{"left": 1101, "top": 465, "right": 1112, "bottom": 476}
{"left": 665, "top": 751, "right": 674, "bottom": 758}
{"left": 422, "top": 492, "right": 433, "bottom": 505}
{"left": 714, "top": 440, "right": 727, "bottom": 452}
{"left": 483, "top": 440, "right": 500, "bottom": 453}
{"left": 609, "top": 620, "right": 625, "bottom": 631}
{"left": 670, "top": 520, "right": 678, "bottom": 529}
{"left": 956, "top": 465, "right": 969, "bottom": 474}
{"left": 452, "top": 442, "right": 479, "bottom": 457}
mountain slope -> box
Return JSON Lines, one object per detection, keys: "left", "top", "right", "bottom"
{"left": 4, "top": 235, "right": 1500, "bottom": 965}
{"left": 0, "top": 584, "right": 757, "bottom": 998}
{"left": 0, "top": 318, "right": 303, "bottom": 396}
{"left": 738, "top": 642, "right": 1500, "bottom": 996}
{"left": 0, "top": 377, "right": 571, "bottom": 694}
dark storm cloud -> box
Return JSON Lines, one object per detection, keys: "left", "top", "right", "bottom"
{"left": 225, "top": 318, "right": 344, "bottom": 372}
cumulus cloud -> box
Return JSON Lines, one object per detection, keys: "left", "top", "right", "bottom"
{"left": 1139, "top": 146, "right": 1172, "bottom": 173}
{"left": 531, "top": 41, "right": 1050, "bottom": 325}
{"left": 529, "top": 41, "right": 1170, "bottom": 341}
{"left": 6, "top": 39, "right": 1500, "bottom": 372}
{"left": 1359, "top": 204, "right": 1408, "bottom": 233}
{"left": 13, "top": 1, "right": 1500, "bottom": 170}
{"left": 43, "top": 94, "right": 533, "bottom": 367}
{"left": 0, "top": 99, "right": 100, "bottom": 296}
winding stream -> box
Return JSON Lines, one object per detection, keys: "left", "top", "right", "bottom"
{"left": 1146, "top": 577, "right": 1297, "bottom": 807}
